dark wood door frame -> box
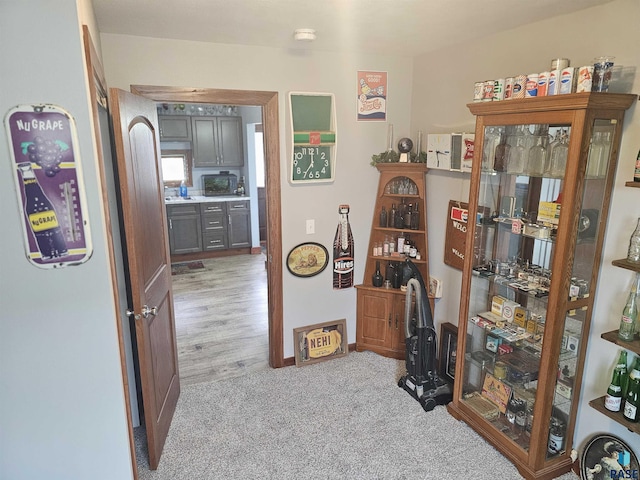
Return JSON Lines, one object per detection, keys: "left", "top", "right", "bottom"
{"left": 130, "top": 85, "right": 284, "bottom": 369}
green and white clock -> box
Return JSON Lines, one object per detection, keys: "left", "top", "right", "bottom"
{"left": 289, "top": 92, "right": 337, "bottom": 184}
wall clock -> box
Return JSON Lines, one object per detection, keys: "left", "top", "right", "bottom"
{"left": 426, "top": 133, "right": 452, "bottom": 170}
{"left": 289, "top": 92, "right": 337, "bottom": 184}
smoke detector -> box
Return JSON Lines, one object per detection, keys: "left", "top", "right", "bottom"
{"left": 294, "top": 28, "right": 316, "bottom": 41}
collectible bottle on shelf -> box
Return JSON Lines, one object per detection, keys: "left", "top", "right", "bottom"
{"left": 604, "top": 366, "right": 623, "bottom": 412}
{"left": 404, "top": 204, "right": 413, "bottom": 229}
{"left": 634, "top": 149, "right": 640, "bottom": 183}
{"left": 411, "top": 203, "right": 420, "bottom": 230}
{"left": 623, "top": 357, "right": 640, "bottom": 422}
{"left": 618, "top": 273, "right": 639, "bottom": 341}
{"left": 616, "top": 350, "right": 629, "bottom": 398}
{"left": 372, "top": 261, "right": 384, "bottom": 287}
{"left": 379, "top": 206, "right": 388, "bottom": 228}
{"left": 626, "top": 218, "right": 640, "bottom": 263}
{"left": 549, "top": 130, "right": 569, "bottom": 177}
{"left": 18, "top": 162, "right": 68, "bottom": 260}
{"left": 333, "top": 205, "right": 354, "bottom": 289}
{"left": 493, "top": 129, "right": 510, "bottom": 172}
{"left": 586, "top": 131, "right": 605, "bottom": 178}
{"left": 389, "top": 204, "right": 397, "bottom": 230}
{"left": 527, "top": 134, "right": 548, "bottom": 176}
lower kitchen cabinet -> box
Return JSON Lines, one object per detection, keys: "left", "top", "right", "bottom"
{"left": 355, "top": 287, "right": 407, "bottom": 360}
{"left": 227, "top": 200, "right": 251, "bottom": 248}
{"left": 201, "top": 202, "right": 228, "bottom": 251}
{"left": 167, "top": 204, "right": 203, "bottom": 255}
{"left": 167, "top": 200, "right": 251, "bottom": 255}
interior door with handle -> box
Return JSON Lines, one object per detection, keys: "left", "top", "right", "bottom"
{"left": 109, "top": 88, "right": 180, "bottom": 470}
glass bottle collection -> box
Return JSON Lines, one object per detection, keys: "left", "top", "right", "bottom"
{"left": 480, "top": 125, "right": 612, "bottom": 179}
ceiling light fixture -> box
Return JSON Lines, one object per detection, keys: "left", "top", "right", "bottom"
{"left": 294, "top": 28, "right": 316, "bottom": 42}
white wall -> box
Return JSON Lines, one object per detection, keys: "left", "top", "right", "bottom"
{"left": 0, "top": 1, "right": 133, "bottom": 479}
{"left": 411, "top": 0, "right": 639, "bottom": 454}
{"left": 100, "top": 34, "right": 414, "bottom": 357}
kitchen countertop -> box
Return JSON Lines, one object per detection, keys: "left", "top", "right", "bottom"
{"left": 165, "top": 195, "right": 251, "bottom": 204}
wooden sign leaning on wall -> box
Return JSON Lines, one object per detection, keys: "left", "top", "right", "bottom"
{"left": 293, "top": 319, "right": 348, "bottom": 367}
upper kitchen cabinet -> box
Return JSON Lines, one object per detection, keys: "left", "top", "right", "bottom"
{"left": 159, "top": 115, "right": 192, "bottom": 141}
{"left": 192, "top": 116, "right": 244, "bottom": 167}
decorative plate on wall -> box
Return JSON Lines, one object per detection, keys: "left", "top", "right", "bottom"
{"left": 286, "top": 242, "right": 329, "bottom": 278}
{"left": 580, "top": 433, "right": 638, "bottom": 480}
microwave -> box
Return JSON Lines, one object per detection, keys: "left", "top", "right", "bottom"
{"left": 202, "top": 172, "right": 237, "bottom": 196}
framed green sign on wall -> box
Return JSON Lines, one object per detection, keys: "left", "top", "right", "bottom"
{"left": 288, "top": 92, "right": 337, "bottom": 184}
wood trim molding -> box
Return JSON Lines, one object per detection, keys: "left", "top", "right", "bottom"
{"left": 131, "top": 85, "right": 284, "bottom": 368}
{"left": 82, "top": 25, "right": 138, "bottom": 479}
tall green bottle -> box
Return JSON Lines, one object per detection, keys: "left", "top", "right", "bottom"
{"left": 618, "top": 274, "right": 640, "bottom": 341}
{"left": 605, "top": 367, "right": 623, "bottom": 412}
{"left": 616, "top": 350, "right": 629, "bottom": 398}
{"left": 623, "top": 358, "right": 640, "bottom": 422}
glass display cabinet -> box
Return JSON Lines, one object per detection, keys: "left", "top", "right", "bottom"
{"left": 447, "top": 93, "right": 636, "bottom": 480}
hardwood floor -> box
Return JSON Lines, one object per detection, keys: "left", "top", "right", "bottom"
{"left": 171, "top": 253, "right": 269, "bottom": 386}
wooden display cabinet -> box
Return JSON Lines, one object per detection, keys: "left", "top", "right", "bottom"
{"left": 355, "top": 163, "right": 431, "bottom": 360}
{"left": 447, "top": 93, "right": 636, "bottom": 480}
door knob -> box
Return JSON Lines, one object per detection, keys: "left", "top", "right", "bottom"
{"left": 141, "top": 305, "right": 158, "bottom": 318}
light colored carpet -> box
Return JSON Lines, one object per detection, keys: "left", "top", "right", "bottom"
{"left": 136, "top": 351, "right": 580, "bottom": 479}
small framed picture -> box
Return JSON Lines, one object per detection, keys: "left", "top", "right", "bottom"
{"left": 293, "top": 319, "right": 348, "bottom": 367}
{"left": 439, "top": 322, "right": 458, "bottom": 383}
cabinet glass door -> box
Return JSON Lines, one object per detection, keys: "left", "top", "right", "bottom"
{"left": 461, "top": 122, "right": 573, "bottom": 454}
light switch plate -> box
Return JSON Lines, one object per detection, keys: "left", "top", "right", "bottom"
{"left": 306, "top": 219, "right": 315, "bottom": 234}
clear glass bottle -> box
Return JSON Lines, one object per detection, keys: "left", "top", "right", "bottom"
{"left": 549, "top": 129, "right": 569, "bottom": 177}
{"left": 493, "top": 128, "right": 510, "bottom": 172}
{"left": 527, "top": 135, "right": 548, "bottom": 176}
{"left": 586, "top": 131, "right": 605, "bottom": 178}
{"left": 627, "top": 218, "right": 640, "bottom": 263}
{"left": 506, "top": 133, "right": 526, "bottom": 175}
{"left": 618, "top": 273, "right": 640, "bottom": 341}
{"left": 482, "top": 127, "right": 500, "bottom": 171}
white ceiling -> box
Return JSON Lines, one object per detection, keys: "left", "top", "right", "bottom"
{"left": 92, "top": 0, "right": 615, "bottom": 57}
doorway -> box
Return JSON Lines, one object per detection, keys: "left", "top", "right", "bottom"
{"left": 130, "top": 85, "right": 284, "bottom": 371}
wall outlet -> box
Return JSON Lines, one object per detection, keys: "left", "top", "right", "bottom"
{"left": 306, "top": 219, "right": 315, "bottom": 235}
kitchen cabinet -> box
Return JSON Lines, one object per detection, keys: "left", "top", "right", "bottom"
{"left": 447, "top": 93, "right": 636, "bottom": 480}
{"left": 588, "top": 259, "right": 640, "bottom": 435}
{"left": 192, "top": 116, "right": 244, "bottom": 167}
{"left": 355, "top": 163, "right": 432, "bottom": 360}
{"left": 159, "top": 115, "right": 192, "bottom": 141}
{"left": 201, "top": 202, "right": 228, "bottom": 251}
{"left": 227, "top": 200, "right": 251, "bottom": 248}
{"left": 167, "top": 203, "right": 203, "bottom": 255}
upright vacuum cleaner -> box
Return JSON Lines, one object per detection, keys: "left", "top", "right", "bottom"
{"left": 398, "top": 259, "right": 453, "bottom": 412}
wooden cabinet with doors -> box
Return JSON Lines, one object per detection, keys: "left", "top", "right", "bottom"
{"left": 447, "top": 93, "right": 636, "bottom": 480}
{"left": 167, "top": 203, "right": 203, "bottom": 255}
{"left": 159, "top": 115, "right": 192, "bottom": 141}
{"left": 192, "top": 116, "right": 244, "bottom": 167}
{"left": 355, "top": 163, "right": 432, "bottom": 360}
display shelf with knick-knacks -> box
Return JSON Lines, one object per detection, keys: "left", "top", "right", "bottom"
{"left": 447, "top": 93, "right": 636, "bottom": 480}
{"left": 355, "top": 163, "right": 432, "bottom": 360}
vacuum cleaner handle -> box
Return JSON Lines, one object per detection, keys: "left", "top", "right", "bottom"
{"left": 404, "top": 278, "right": 422, "bottom": 339}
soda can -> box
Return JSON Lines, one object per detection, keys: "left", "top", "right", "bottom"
{"left": 493, "top": 78, "right": 505, "bottom": 101}
{"left": 576, "top": 66, "right": 594, "bottom": 93}
{"left": 537, "top": 71, "right": 549, "bottom": 97}
{"left": 512, "top": 75, "right": 526, "bottom": 99}
{"left": 525, "top": 73, "right": 539, "bottom": 97}
{"left": 474, "top": 81, "right": 484, "bottom": 101}
{"left": 548, "top": 70, "right": 559, "bottom": 95}
{"left": 482, "top": 80, "right": 495, "bottom": 101}
{"left": 504, "top": 77, "right": 515, "bottom": 100}
{"left": 559, "top": 67, "right": 576, "bottom": 94}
